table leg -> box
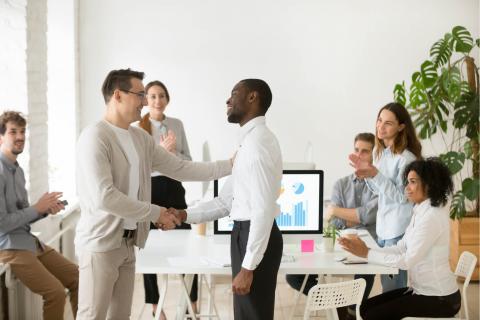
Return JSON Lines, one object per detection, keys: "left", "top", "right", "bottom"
{"left": 288, "top": 274, "right": 310, "bottom": 320}
{"left": 202, "top": 275, "right": 220, "bottom": 319}
{"left": 155, "top": 274, "right": 168, "bottom": 320}
{"left": 176, "top": 274, "right": 197, "bottom": 320}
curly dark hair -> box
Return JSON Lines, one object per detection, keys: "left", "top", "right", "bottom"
{"left": 403, "top": 157, "right": 453, "bottom": 207}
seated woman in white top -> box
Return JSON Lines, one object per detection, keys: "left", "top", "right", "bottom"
{"left": 338, "top": 157, "right": 461, "bottom": 320}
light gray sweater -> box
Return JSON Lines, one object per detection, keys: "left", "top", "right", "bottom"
{"left": 75, "top": 120, "right": 231, "bottom": 252}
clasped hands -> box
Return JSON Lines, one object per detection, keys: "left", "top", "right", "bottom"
{"left": 154, "top": 207, "right": 187, "bottom": 230}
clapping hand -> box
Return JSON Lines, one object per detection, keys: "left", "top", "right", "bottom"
{"left": 154, "top": 208, "right": 182, "bottom": 230}
{"left": 160, "top": 130, "right": 176, "bottom": 153}
{"left": 348, "top": 153, "right": 378, "bottom": 179}
{"left": 34, "top": 192, "right": 65, "bottom": 215}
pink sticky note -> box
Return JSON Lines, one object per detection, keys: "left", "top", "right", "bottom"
{"left": 301, "top": 239, "right": 314, "bottom": 252}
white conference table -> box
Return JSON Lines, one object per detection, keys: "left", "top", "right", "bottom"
{"left": 136, "top": 230, "right": 397, "bottom": 320}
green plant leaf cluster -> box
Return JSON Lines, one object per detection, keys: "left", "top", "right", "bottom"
{"left": 393, "top": 26, "right": 480, "bottom": 219}
{"left": 323, "top": 224, "right": 341, "bottom": 243}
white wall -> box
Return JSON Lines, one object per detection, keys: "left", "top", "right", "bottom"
{"left": 47, "top": 0, "right": 77, "bottom": 201}
{"left": 78, "top": 0, "right": 479, "bottom": 199}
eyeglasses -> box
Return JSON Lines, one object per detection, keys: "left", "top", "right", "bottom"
{"left": 120, "top": 89, "right": 146, "bottom": 100}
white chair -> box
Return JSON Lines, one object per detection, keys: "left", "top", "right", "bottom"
{"left": 403, "top": 250, "right": 478, "bottom": 320}
{"left": 303, "top": 278, "right": 366, "bottom": 320}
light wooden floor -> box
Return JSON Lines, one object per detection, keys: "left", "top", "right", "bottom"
{"left": 127, "top": 274, "right": 479, "bottom": 320}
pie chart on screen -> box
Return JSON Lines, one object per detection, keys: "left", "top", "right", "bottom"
{"left": 293, "top": 183, "right": 304, "bottom": 194}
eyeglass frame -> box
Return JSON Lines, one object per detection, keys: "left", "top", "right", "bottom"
{"left": 119, "top": 89, "right": 146, "bottom": 100}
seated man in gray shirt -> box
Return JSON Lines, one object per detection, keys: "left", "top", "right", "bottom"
{"left": 286, "top": 133, "right": 378, "bottom": 317}
{"left": 0, "top": 111, "right": 78, "bottom": 320}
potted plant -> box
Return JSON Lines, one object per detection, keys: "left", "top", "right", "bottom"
{"left": 322, "top": 224, "right": 340, "bottom": 252}
{"left": 393, "top": 25, "right": 479, "bottom": 279}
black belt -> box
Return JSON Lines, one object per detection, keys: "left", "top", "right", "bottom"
{"left": 123, "top": 229, "right": 136, "bottom": 238}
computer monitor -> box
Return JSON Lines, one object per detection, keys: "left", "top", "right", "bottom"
{"left": 214, "top": 170, "right": 323, "bottom": 235}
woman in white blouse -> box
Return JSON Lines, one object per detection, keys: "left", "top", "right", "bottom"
{"left": 339, "top": 157, "right": 461, "bottom": 320}
{"left": 138, "top": 80, "right": 197, "bottom": 319}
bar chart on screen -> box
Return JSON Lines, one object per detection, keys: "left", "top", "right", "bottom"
{"left": 276, "top": 201, "right": 308, "bottom": 227}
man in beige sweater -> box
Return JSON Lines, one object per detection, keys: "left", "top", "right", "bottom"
{"left": 75, "top": 68, "right": 232, "bottom": 320}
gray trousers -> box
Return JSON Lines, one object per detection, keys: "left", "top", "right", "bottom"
{"left": 77, "top": 238, "right": 136, "bottom": 320}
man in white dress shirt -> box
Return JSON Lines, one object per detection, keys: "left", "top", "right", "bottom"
{"left": 172, "top": 79, "right": 283, "bottom": 320}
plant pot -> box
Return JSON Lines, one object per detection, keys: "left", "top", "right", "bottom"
{"left": 322, "top": 237, "right": 335, "bottom": 252}
{"left": 450, "top": 217, "right": 479, "bottom": 280}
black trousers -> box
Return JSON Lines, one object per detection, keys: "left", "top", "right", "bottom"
{"left": 360, "top": 287, "right": 461, "bottom": 320}
{"left": 231, "top": 220, "right": 283, "bottom": 320}
{"left": 143, "top": 176, "right": 198, "bottom": 304}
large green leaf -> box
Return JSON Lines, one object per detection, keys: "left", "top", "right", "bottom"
{"left": 450, "top": 191, "right": 466, "bottom": 219}
{"left": 453, "top": 91, "right": 480, "bottom": 139}
{"left": 430, "top": 34, "right": 452, "bottom": 67}
{"left": 440, "top": 151, "right": 465, "bottom": 174}
{"left": 410, "top": 72, "right": 427, "bottom": 108}
{"left": 420, "top": 60, "right": 438, "bottom": 88}
{"left": 476, "top": 38, "right": 480, "bottom": 47}
{"left": 393, "top": 82, "right": 406, "bottom": 106}
{"left": 441, "top": 67, "right": 463, "bottom": 103}
{"left": 462, "top": 178, "right": 480, "bottom": 201}
{"left": 464, "top": 140, "right": 473, "bottom": 159}
{"left": 452, "top": 26, "right": 474, "bottom": 53}
{"left": 438, "top": 102, "right": 450, "bottom": 116}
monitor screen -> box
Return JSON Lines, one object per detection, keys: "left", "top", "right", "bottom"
{"left": 214, "top": 170, "right": 323, "bottom": 234}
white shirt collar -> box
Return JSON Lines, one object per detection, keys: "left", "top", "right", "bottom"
{"left": 149, "top": 116, "right": 167, "bottom": 127}
{"left": 413, "top": 198, "right": 431, "bottom": 214}
{"left": 238, "top": 116, "right": 266, "bottom": 144}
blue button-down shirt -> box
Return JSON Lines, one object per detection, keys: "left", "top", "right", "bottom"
{"left": 330, "top": 174, "right": 378, "bottom": 239}
{"left": 0, "top": 152, "right": 40, "bottom": 252}
{"left": 365, "top": 147, "right": 416, "bottom": 240}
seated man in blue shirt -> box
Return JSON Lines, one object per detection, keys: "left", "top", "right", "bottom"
{"left": 286, "top": 133, "right": 378, "bottom": 315}
{"left": 0, "top": 111, "right": 78, "bottom": 320}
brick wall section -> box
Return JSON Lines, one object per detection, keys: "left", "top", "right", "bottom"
{"left": 0, "top": 0, "right": 28, "bottom": 113}
{"left": 26, "top": 0, "right": 49, "bottom": 202}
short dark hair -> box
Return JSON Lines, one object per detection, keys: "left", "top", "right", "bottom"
{"left": 0, "top": 111, "right": 26, "bottom": 135}
{"left": 403, "top": 157, "right": 453, "bottom": 207}
{"left": 145, "top": 80, "right": 170, "bottom": 102}
{"left": 354, "top": 132, "right": 375, "bottom": 147}
{"left": 240, "top": 79, "right": 272, "bottom": 114}
{"left": 101, "top": 68, "right": 145, "bottom": 103}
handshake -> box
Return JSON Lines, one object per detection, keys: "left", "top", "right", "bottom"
{"left": 154, "top": 207, "right": 188, "bottom": 230}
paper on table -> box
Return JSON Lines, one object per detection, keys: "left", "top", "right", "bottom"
{"left": 343, "top": 254, "right": 368, "bottom": 264}
{"left": 167, "top": 256, "right": 209, "bottom": 267}
{"left": 202, "top": 256, "right": 231, "bottom": 267}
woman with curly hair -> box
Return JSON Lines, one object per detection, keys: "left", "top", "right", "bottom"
{"left": 339, "top": 158, "right": 461, "bottom": 320}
